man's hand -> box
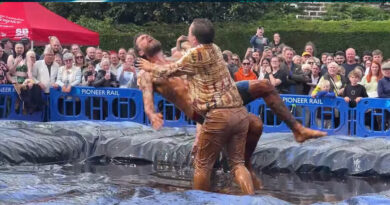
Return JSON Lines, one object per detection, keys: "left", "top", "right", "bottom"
{"left": 61, "top": 85, "right": 67, "bottom": 93}
{"left": 38, "top": 82, "right": 46, "bottom": 91}
{"left": 149, "top": 112, "right": 163, "bottom": 130}
{"left": 135, "top": 58, "right": 153, "bottom": 72}
{"left": 27, "top": 82, "right": 34, "bottom": 89}
{"left": 87, "top": 75, "right": 95, "bottom": 82}
{"left": 356, "top": 97, "right": 362, "bottom": 103}
{"left": 177, "top": 35, "right": 188, "bottom": 42}
{"left": 338, "top": 88, "right": 345, "bottom": 96}
{"left": 14, "top": 56, "right": 23, "bottom": 65}
{"left": 104, "top": 72, "right": 111, "bottom": 80}
{"left": 344, "top": 96, "right": 350, "bottom": 103}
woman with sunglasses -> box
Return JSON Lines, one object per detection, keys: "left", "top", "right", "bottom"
{"left": 231, "top": 54, "right": 241, "bottom": 68}
{"left": 74, "top": 51, "right": 86, "bottom": 72}
{"left": 234, "top": 58, "right": 257, "bottom": 82}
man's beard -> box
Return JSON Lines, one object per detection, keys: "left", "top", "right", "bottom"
{"left": 144, "top": 40, "right": 162, "bottom": 59}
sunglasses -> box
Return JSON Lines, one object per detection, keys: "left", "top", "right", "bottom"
{"left": 64, "top": 59, "right": 73, "bottom": 62}
{"left": 233, "top": 58, "right": 239, "bottom": 61}
{"left": 76, "top": 56, "right": 83, "bottom": 59}
{"left": 307, "top": 62, "right": 314, "bottom": 65}
{"left": 242, "top": 63, "right": 250, "bottom": 65}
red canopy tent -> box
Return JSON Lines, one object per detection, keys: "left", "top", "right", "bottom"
{"left": 0, "top": 2, "right": 99, "bottom": 46}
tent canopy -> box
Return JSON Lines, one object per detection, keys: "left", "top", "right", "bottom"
{"left": 0, "top": 2, "right": 99, "bottom": 46}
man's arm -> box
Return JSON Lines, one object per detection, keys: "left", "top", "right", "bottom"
{"left": 137, "top": 54, "right": 195, "bottom": 78}
{"left": 138, "top": 71, "right": 163, "bottom": 129}
{"left": 250, "top": 35, "right": 257, "bottom": 47}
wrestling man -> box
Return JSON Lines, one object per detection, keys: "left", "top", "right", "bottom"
{"left": 134, "top": 26, "right": 326, "bottom": 192}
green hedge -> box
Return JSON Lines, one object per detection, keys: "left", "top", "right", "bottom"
{"left": 98, "top": 20, "right": 390, "bottom": 59}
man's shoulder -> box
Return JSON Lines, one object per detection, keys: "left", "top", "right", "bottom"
{"left": 35, "top": 60, "right": 45, "bottom": 66}
{"left": 52, "top": 62, "right": 60, "bottom": 68}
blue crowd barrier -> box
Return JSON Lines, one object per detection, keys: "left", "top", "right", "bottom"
{"left": 355, "top": 98, "right": 390, "bottom": 137}
{"left": 247, "top": 95, "right": 350, "bottom": 135}
{"left": 0, "top": 84, "right": 389, "bottom": 138}
{"left": 50, "top": 86, "right": 144, "bottom": 123}
{"left": 0, "top": 84, "right": 45, "bottom": 121}
{"left": 144, "top": 94, "right": 195, "bottom": 127}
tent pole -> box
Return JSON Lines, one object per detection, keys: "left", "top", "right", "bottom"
{"left": 31, "top": 40, "right": 34, "bottom": 50}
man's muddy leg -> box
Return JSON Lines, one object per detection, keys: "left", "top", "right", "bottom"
{"left": 245, "top": 114, "right": 263, "bottom": 190}
{"left": 248, "top": 80, "right": 326, "bottom": 143}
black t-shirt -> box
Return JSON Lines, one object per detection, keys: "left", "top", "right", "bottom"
{"left": 264, "top": 68, "right": 288, "bottom": 94}
{"left": 342, "top": 63, "right": 364, "bottom": 79}
{"left": 343, "top": 84, "right": 368, "bottom": 107}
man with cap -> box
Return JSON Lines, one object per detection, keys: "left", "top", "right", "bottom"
{"left": 1, "top": 38, "right": 13, "bottom": 56}
{"left": 262, "top": 46, "right": 273, "bottom": 60}
{"left": 302, "top": 51, "right": 312, "bottom": 63}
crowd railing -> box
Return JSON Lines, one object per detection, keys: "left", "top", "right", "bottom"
{"left": 0, "top": 85, "right": 389, "bottom": 137}
{"left": 0, "top": 84, "right": 45, "bottom": 121}
{"left": 50, "top": 86, "right": 144, "bottom": 123}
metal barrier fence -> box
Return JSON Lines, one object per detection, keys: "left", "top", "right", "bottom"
{"left": 355, "top": 98, "right": 390, "bottom": 137}
{"left": 0, "top": 85, "right": 389, "bottom": 137}
{"left": 246, "top": 95, "right": 350, "bottom": 135}
{"left": 0, "top": 84, "right": 45, "bottom": 121}
{"left": 50, "top": 87, "right": 144, "bottom": 123}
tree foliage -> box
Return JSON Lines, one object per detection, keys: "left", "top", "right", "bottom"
{"left": 323, "top": 3, "right": 390, "bottom": 21}
{"left": 42, "top": 2, "right": 301, "bottom": 24}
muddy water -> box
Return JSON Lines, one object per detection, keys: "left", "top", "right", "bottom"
{"left": 1, "top": 162, "right": 390, "bottom": 205}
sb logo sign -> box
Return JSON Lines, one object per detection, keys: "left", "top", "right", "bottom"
{"left": 15, "top": 28, "right": 28, "bottom": 37}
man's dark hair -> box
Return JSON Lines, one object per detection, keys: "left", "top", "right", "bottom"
{"left": 133, "top": 33, "right": 145, "bottom": 57}
{"left": 1, "top": 38, "right": 10, "bottom": 44}
{"left": 133, "top": 33, "right": 162, "bottom": 59}
{"left": 0, "top": 43, "right": 8, "bottom": 63}
{"left": 20, "top": 37, "right": 30, "bottom": 44}
{"left": 13, "top": 41, "right": 26, "bottom": 59}
{"left": 222, "top": 53, "right": 228, "bottom": 62}
{"left": 191, "top": 18, "right": 214, "bottom": 44}
{"left": 362, "top": 50, "right": 372, "bottom": 57}
{"left": 335, "top": 51, "right": 345, "bottom": 57}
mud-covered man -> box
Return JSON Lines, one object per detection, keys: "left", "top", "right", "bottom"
{"left": 134, "top": 21, "right": 326, "bottom": 193}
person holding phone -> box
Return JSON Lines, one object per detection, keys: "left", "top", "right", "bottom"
{"left": 7, "top": 41, "right": 27, "bottom": 84}
{"left": 250, "top": 27, "right": 268, "bottom": 54}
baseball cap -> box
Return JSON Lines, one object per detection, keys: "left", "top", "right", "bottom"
{"left": 382, "top": 62, "right": 390, "bottom": 70}
{"left": 302, "top": 51, "right": 311, "bottom": 57}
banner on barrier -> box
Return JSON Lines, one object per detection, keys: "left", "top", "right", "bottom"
{"left": 0, "top": 85, "right": 387, "bottom": 138}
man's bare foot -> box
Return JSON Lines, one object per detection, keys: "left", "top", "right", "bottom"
{"left": 292, "top": 123, "right": 327, "bottom": 143}
{"left": 149, "top": 112, "right": 163, "bottom": 130}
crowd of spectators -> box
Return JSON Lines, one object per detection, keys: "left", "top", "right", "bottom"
{"left": 226, "top": 26, "right": 390, "bottom": 129}
{"left": 222, "top": 26, "right": 390, "bottom": 105}
{"left": 0, "top": 36, "right": 138, "bottom": 96}
{"left": 0, "top": 27, "right": 389, "bottom": 127}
